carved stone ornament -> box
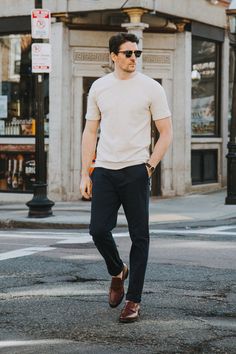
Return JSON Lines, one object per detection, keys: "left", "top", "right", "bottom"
{"left": 73, "top": 49, "right": 171, "bottom": 69}
{"left": 73, "top": 50, "right": 110, "bottom": 64}
{"left": 143, "top": 53, "right": 171, "bottom": 66}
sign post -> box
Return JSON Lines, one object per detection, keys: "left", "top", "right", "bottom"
{"left": 26, "top": 1, "right": 54, "bottom": 218}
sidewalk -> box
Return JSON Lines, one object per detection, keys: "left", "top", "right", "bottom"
{"left": 0, "top": 189, "right": 236, "bottom": 229}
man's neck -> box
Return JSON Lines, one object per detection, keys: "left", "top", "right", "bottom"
{"left": 113, "top": 69, "right": 137, "bottom": 80}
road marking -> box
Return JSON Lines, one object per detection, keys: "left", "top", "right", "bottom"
{"left": 0, "top": 339, "right": 74, "bottom": 348}
{"left": 0, "top": 232, "right": 89, "bottom": 240}
{"left": 0, "top": 225, "right": 235, "bottom": 262}
{"left": 0, "top": 225, "right": 235, "bottom": 240}
{"left": 0, "top": 230, "right": 84, "bottom": 235}
{"left": 0, "top": 286, "right": 107, "bottom": 299}
{"left": 0, "top": 247, "right": 55, "bottom": 261}
{"left": 57, "top": 235, "right": 92, "bottom": 243}
{"left": 156, "top": 240, "right": 236, "bottom": 249}
{"left": 150, "top": 226, "right": 236, "bottom": 236}
{"left": 0, "top": 231, "right": 128, "bottom": 242}
{"left": 62, "top": 254, "right": 102, "bottom": 260}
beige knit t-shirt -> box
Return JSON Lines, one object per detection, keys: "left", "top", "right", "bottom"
{"left": 86, "top": 72, "right": 171, "bottom": 169}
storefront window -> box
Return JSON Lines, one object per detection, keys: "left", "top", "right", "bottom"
{"left": 0, "top": 34, "right": 49, "bottom": 137}
{"left": 0, "top": 146, "right": 36, "bottom": 192}
{"left": 191, "top": 37, "right": 221, "bottom": 136}
{"left": 0, "top": 33, "right": 49, "bottom": 193}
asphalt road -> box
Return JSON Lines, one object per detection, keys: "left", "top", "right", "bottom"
{"left": 0, "top": 224, "right": 235, "bottom": 354}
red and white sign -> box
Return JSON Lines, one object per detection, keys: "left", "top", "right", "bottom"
{"left": 32, "top": 43, "right": 51, "bottom": 73}
{"left": 31, "top": 9, "right": 51, "bottom": 39}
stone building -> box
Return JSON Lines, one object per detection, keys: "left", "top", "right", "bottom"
{"left": 0, "top": 0, "right": 232, "bottom": 201}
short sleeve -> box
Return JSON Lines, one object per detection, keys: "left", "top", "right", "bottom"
{"left": 150, "top": 83, "right": 171, "bottom": 121}
{"left": 85, "top": 84, "right": 101, "bottom": 121}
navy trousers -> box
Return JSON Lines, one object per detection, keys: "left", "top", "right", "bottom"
{"left": 89, "top": 163, "right": 150, "bottom": 303}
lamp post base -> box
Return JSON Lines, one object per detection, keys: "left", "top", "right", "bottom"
{"left": 26, "top": 183, "right": 54, "bottom": 218}
{"left": 225, "top": 142, "right": 236, "bottom": 205}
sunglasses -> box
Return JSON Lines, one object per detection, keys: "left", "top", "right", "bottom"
{"left": 117, "top": 50, "right": 142, "bottom": 58}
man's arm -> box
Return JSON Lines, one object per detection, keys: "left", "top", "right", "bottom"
{"left": 147, "top": 117, "right": 173, "bottom": 175}
{"left": 80, "top": 120, "right": 100, "bottom": 199}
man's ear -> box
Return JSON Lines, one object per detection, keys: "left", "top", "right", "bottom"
{"left": 110, "top": 52, "right": 117, "bottom": 63}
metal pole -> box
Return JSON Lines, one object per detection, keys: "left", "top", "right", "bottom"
{"left": 26, "top": 0, "right": 54, "bottom": 217}
{"left": 225, "top": 43, "right": 236, "bottom": 204}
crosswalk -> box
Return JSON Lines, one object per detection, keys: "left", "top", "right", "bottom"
{"left": 0, "top": 225, "right": 236, "bottom": 240}
{"left": 0, "top": 225, "right": 235, "bottom": 261}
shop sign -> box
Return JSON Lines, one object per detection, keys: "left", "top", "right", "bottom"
{"left": 32, "top": 43, "right": 51, "bottom": 73}
{"left": 31, "top": 9, "right": 51, "bottom": 39}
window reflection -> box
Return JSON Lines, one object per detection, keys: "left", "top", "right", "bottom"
{"left": 0, "top": 34, "right": 49, "bottom": 136}
{"left": 191, "top": 38, "right": 219, "bottom": 136}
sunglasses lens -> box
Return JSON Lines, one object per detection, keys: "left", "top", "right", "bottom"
{"left": 135, "top": 50, "right": 142, "bottom": 58}
{"left": 119, "top": 50, "right": 143, "bottom": 58}
{"left": 125, "top": 51, "right": 133, "bottom": 58}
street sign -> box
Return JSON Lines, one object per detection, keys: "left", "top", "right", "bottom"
{"left": 32, "top": 43, "right": 51, "bottom": 73}
{"left": 31, "top": 9, "right": 51, "bottom": 39}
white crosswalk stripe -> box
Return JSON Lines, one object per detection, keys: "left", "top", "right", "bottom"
{"left": 0, "top": 340, "right": 75, "bottom": 348}
{"left": 0, "top": 247, "right": 56, "bottom": 261}
{"left": 150, "top": 225, "right": 236, "bottom": 236}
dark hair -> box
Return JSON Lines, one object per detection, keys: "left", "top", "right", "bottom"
{"left": 109, "top": 32, "right": 139, "bottom": 54}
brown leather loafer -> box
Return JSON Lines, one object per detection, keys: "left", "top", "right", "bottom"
{"left": 109, "top": 264, "right": 129, "bottom": 308}
{"left": 119, "top": 301, "right": 140, "bottom": 323}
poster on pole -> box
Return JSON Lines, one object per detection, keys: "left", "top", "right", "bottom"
{"left": 31, "top": 9, "right": 51, "bottom": 39}
{"left": 32, "top": 43, "right": 51, "bottom": 73}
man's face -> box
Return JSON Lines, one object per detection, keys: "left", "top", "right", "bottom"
{"left": 112, "top": 41, "right": 139, "bottom": 73}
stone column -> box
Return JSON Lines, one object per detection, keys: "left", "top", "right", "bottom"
{"left": 172, "top": 31, "right": 192, "bottom": 195}
{"left": 48, "top": 21, "right": 71, "bottom": 201}
{"left": 121, "top": 8, "right": 149, "bottom": 71}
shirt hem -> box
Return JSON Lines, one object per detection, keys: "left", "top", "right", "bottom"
{"left": 95, "top": 160, "right": 147, "bottom": 170}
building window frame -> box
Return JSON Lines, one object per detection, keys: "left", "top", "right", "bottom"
{"left": 0, "top": 17, "right": 48, "bottom": 193}
{"left": 191, "top": 36, "right": 222, "bottom": 137}
{"left": 191, "top": 149, "right": 218, "bottom": 185}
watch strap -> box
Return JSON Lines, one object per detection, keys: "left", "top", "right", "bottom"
{"left": 145, "top": 162, "right": 155, "bottom": 173}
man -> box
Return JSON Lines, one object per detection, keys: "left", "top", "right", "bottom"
{"left": 80, "top": 32, "right": 172, "bottom": 323}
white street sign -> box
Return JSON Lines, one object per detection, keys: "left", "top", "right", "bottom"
{"left": 31, "top": 9, "right": 51, "bottom": 39}
{"left": 32, "top": 43, "right": 51, "bottom": 73}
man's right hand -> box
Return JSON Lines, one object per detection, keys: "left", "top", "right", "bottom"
{"left": 80, "top": 174, "right": 92, "bottom": 199}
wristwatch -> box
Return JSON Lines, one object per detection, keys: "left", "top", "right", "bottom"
{"left": 145, "top": 162, "right": 155, "bottom": 174}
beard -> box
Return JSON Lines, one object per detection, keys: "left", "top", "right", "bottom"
{"left": 124, "top": 64, "right": 136, "bottom": 72}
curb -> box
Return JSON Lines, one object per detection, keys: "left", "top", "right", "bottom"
{"left": 0, "top": 220, "right": 89, "bottom": 230}
{"left": 0, "top": 216, "right": 236, "bottom": 230}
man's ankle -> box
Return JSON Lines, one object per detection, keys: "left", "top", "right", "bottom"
{"left": 112, "top": 271, "right": 122, "bottom": 279}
